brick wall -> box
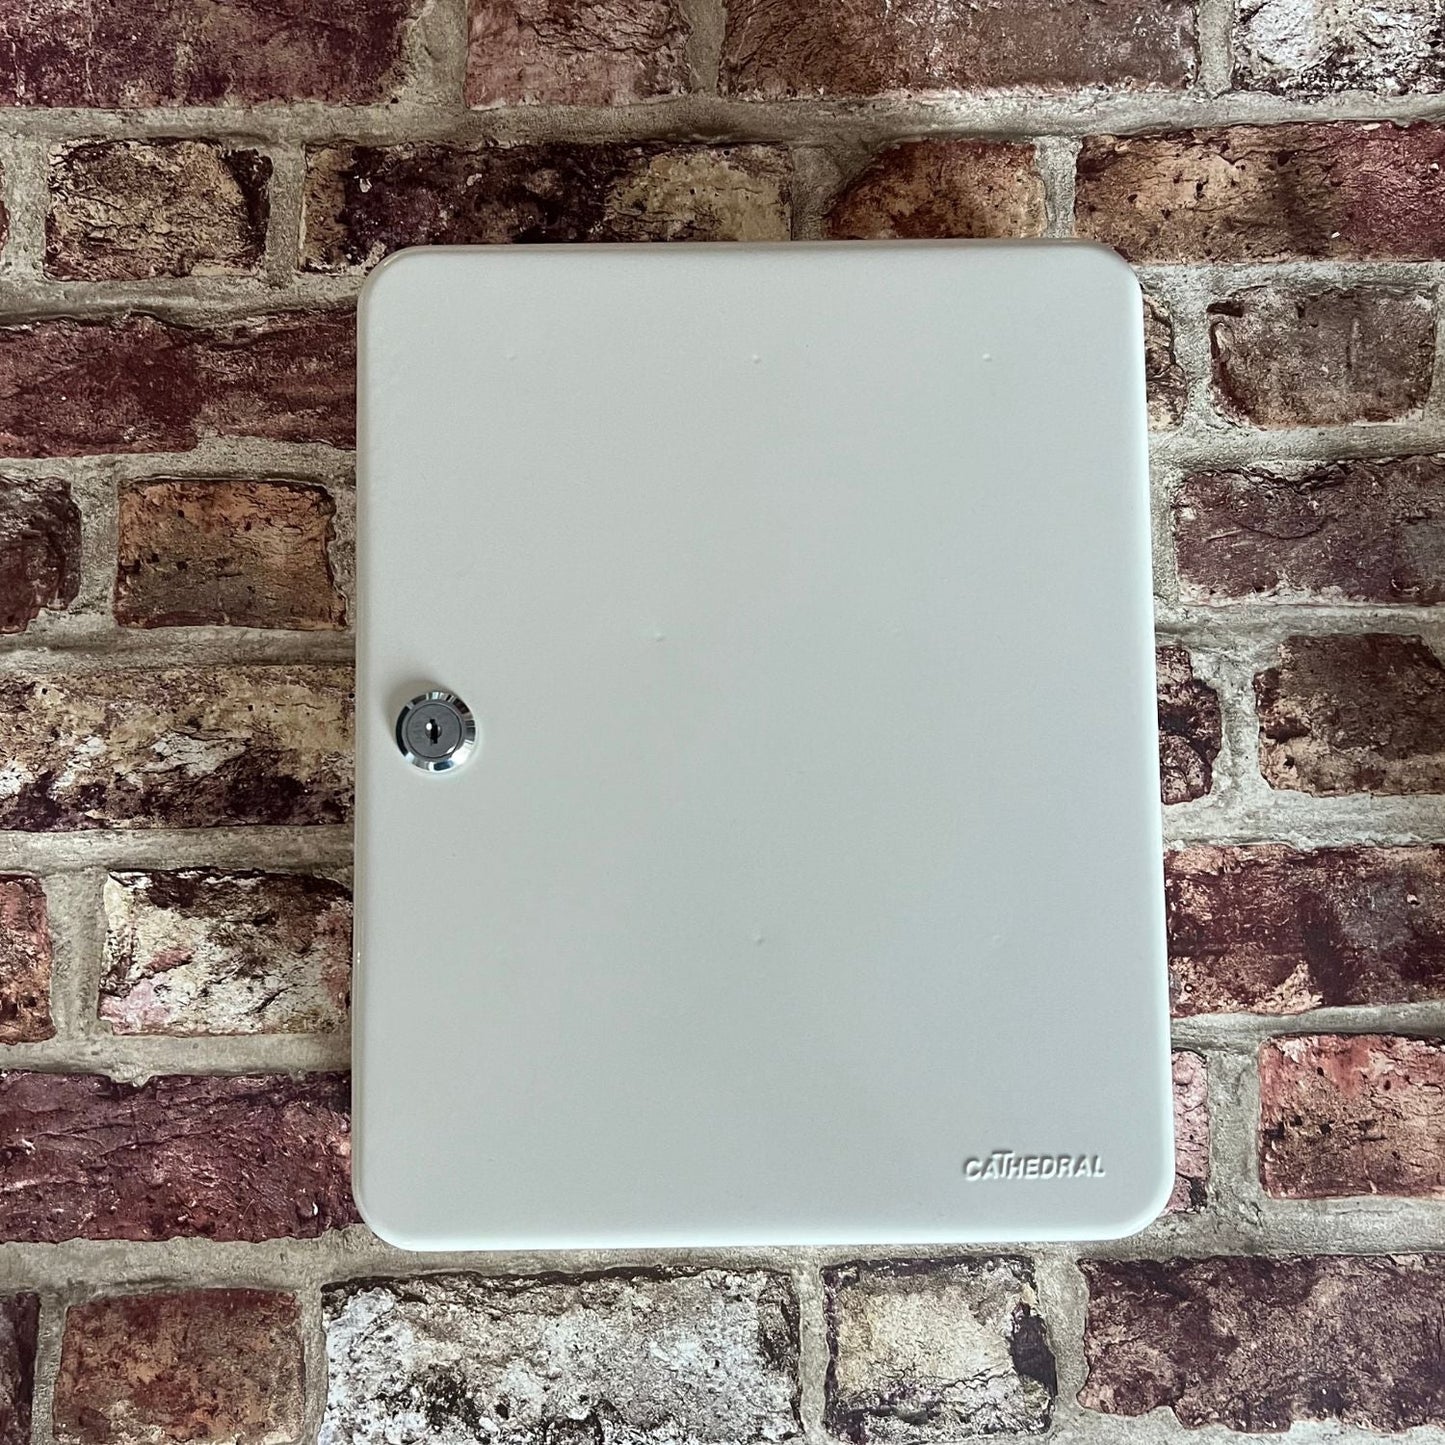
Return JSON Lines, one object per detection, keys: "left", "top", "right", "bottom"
{"left": 0, "top": 0, "right": 1442, "bottom": 1440}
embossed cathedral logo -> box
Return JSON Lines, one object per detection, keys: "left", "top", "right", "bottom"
{"left": 963, "top": 1152, "right": 1106, "bottom": 1180}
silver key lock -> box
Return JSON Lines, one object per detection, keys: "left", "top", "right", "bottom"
{"left": 396, "top": 690, "right": 477, "bottom": 772}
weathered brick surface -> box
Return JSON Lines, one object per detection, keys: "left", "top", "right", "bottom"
{"left": 1144, "top": 296, "right": 1186, "bottom": 430}
{"left": 1157, "top": 645, "right": 1222, "bottom": 804}
{"left": 1255, "top": 634, "right": 1445, "bottom": 795}
{"left": 720, "top": 0, "right": 1195, "bottom": 96}
{"left": 1080, "top": 1255, "right": 1445, "bottom": 1430}
{"left": 1261, "top": 1035, "right": 1445, "bottom": 1198}
{"left": 1168, "top": 846, "right": 1445, "bottom": 1015}
{"left": 467, "top": 0, "right": 689, "bottom": 104}
{"left": 1075, "top": 124, "right": 1445, "bottom": 261}
{"left": 303, "top": 144, "right": 791, "bottom": 270}
{"left": 823, "top": 1258, "right": 1054, "bottom": 1441}
{"left": 102, "top": 870, "right": 351, "bottom": 1036}
{"left": 47, "top": 141, "right": 270, "bottom": 282}
{"left": 321, "top": 1270, "right": 800, "bottom": 1445}
{"left": 0, "top": 877, "right": 52, "bottom": 1044}
{"left": 1176, "top": 456, "right": 1445, "bottom": 605}
{"left": 824, "top": 141, "right": 1044, "bottom": 240}
{"left": 54, "top": 1291, "right": 303, "bottom": 1445}
{"left": 0, "top": 666, "right": 352, "bottom": 830}
{"left": 0, "top": 312, "right": 355, "bottom": 458}
{"left": 1170, "top": 1051, "right": 1209, "bottom": 1211}
{"left": 1235, "top": 0, "right": 1445, "bottom": 95}
{"left": 1209, "top": 287, "right": 1435, "bottom": 427}
{"left": 0, "top": 478, "right": 81, "bottom": 633}
{"left": 0, "top": 0, "right": 421, "bottom": 105}
{"left": 10, "top": 0, "right": 1445, "bottom": 1419}
{"left": 115, "top": 479, "right": 345, "bottom": 630}
{"left": 0, "top": 1297, "right": 36, "bottom": 1445}
{"left": 0, "top": 1072, "right": 355, "bottom": 1242}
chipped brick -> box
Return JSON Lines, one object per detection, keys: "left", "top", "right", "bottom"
{"left": 823, "top": 1258, "right": 1054, "bottom": 1441}
{"left": 116, "top": 479, "right": 345, "bottom": 630}
{"left": 0, "top": 312, "right": 354, "bottom": 458}
{"left": 1168, "top": 845, "right": 1445, "bottom": 1015}
{"left": 0, "top": 877, "right": 52, "bottom": 1043}
{"left": 1235, "top": 0, "right": 1445, "bottom": 95}
{"left": 0, "top": 0, "right": 421, "bottom": 105}
{"left": 0, "top": 666, "right": 352, "bottom": 830}
{"left": 0, "top": 1072, "right": 355, "bottom": 1242}
{"left": 1081, "top": 1255, "right": 1445, "bottom": 1430}
{"left": 1261, "top": 1034, "right": 1445, "bottom": 1198}
{"left": 0, "top": 477, "right": 81, "bottom": 633}
{"left": 102, "top": 870, "right": 350, "bottom": 1036}
{"left": 1157, "top": 645, "right": 1222, "bottom": 804}
{"left": 721, "top": 0, "right": 1196, "bottom": 96}
{"left": 1176, "top": 456, "right": 1445, "bottom": 604}
{"left": 1075, "top": 124, "right": 1445, "bottom": 262}
{"left": 1144, "top": 295, "right": 1186, "bottom": 429}
{"left": 321, "top": 1271, "right": 800, "bottom": 1445}
{"left": 54, "top": 1291, "right": 303, "bottom": 1445}
{"left": 303, "top": 143, "right": 791, "bottom": 271}
{"left": 824, "top": 141, "right": 1045, "bottom": 240}
{"left": 1255, "top": 634, "right": 1445, "bottom": 794}
{"left": 0, "top": 1298, "right": 36, "bottom": 1445}
{"left": 467, "top": 0, "right": 689, "bottom": 104}
{"left": 47, "top": 141, "right": 270, "bottom": 281}
{"left": 1210, "top": 286, "right": 1435, "bottom": 427}
{"left": 1170, "top": 1051, "right": 1209, "bottom": 1211}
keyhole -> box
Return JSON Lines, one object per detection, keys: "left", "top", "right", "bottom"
{"left": 397, "top": 691, "right": 475, "bottom": 772}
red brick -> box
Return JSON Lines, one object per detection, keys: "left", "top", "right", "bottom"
{"left": 1075, "top": 124, "right": 1445, "bottom": 262}
{"left": 824, "top": 141, "right": 1045, "bottom": 240}
{"left": 1210, "top": 287, "right": 1434, "bottom": 427}
{"left": 116, "top": 479, "right": 345, "bottom": 630}
{"left": 1176, "top": 456, "right": 1445, "bottom": 605}
{"left": 0, "top": 0, "right": 420, "bottom": 105}
{"left": 1261, "top": 1035, "right": 1445, "bottom": 1198}
{"left": 1255, "top": 634, "right": 1445, "bottom": 795}
{"left": 303, "top": 144, "right": 791, "bottom": 271}
{"left": 0, "top": 666, "right": 352, "bottom": 830}
{"left": 55, "top": 1291, "right": 302, "bottom": 1445}
{"left": 0, "top": 1072, "right": 356, "bottom": 1241}
{"left": 467, "top": 0, "right": 689, "bottom": 104}
{"left": 0, "top": 877, "right": 51, "bottom": 1044}
{"left": 0, "top": 312, "right": 354, "bottom": 458}
{"left": 1081, "top": 1255, "right": 1445, "bottom": 1430}
{"left": 0, "top": 477, "right": 81, "bottom": 632}
{"left": 0, "top": 1298, "right": 36, "bottom": 1445}
{"left": 1168, "top": 846, "right": 1445, "bottom": 1015}
{"left": 102, "top": 870, "right": 350, "bottom": 1036}
{"left": 823, "top": 1259, "right": 1054, "bottom": 1440}
{"left": 1235, "top": 0, "right": 1445, "bottom": 95}
{"left": 1144, "top": 296, "right": 1186, "bottom": 430}
{"left": 1157, "top": 645, "right": 1221, "bottom": 804}
{"left": 1169, "top": 1051, "right": 1209, "bottom": 1211}
{"left": 47, "top": 141, "right": 270, "bottom": 282}
{"left": 720, "top": 0, "right": 1195, "bottom": 97}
